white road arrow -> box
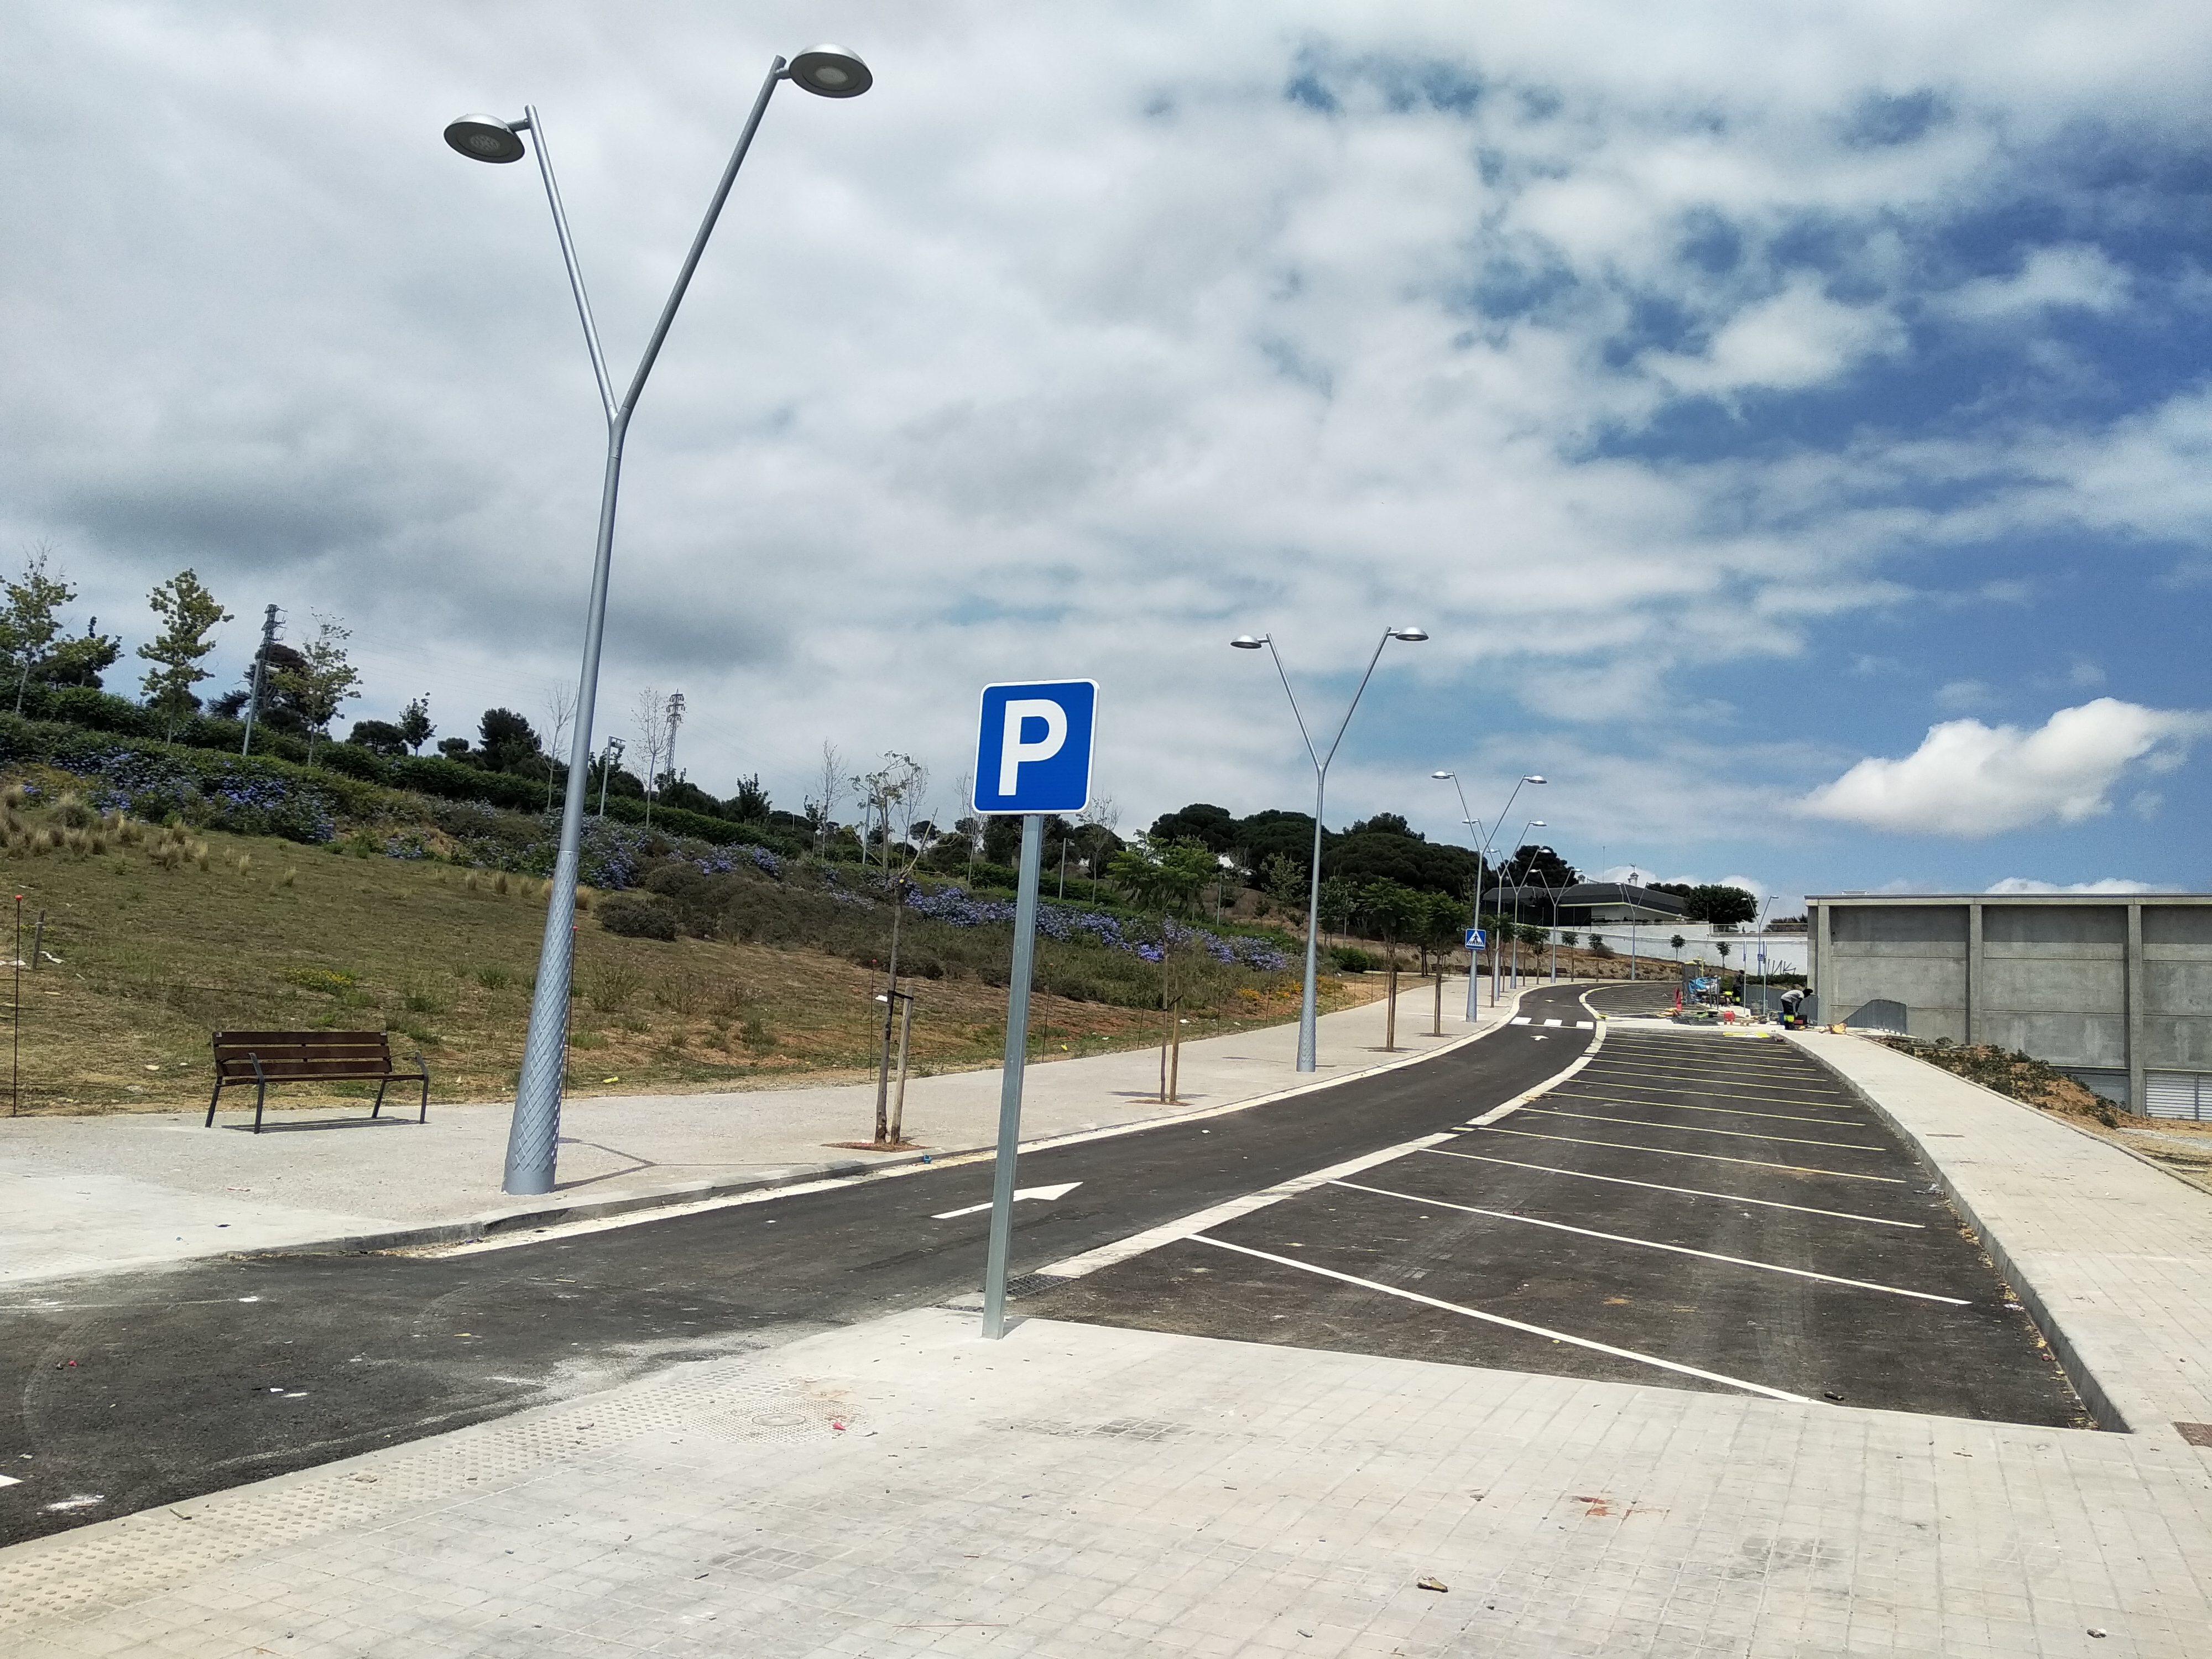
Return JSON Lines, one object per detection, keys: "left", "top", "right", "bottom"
{"left": 933, "top": 1182, "right": 1081, "bottom": 1221}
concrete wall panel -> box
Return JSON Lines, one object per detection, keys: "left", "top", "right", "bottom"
{"left": 2145, "top": 908, "right": 2212, "bottom": 945}
{"left": 1984, "top": 905, "right": 2126, "bottom": 945}
{"left": 2143, "top": 1016, "right": 2212, "bottom": 1070}
{"left": 1980, "top": 956, "right": 2127, "bottom": 1015}
{"left": 1984, "top": 1011, "right": 2129, "bottom": 1068}
{"left": 1832, "top": 906, "right": 1967, "bottom": 943}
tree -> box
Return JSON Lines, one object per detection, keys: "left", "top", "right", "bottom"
{"left": 808, "top": 740, "right": 846, "bottom": 854}
{"left": 347, "top": 718, "right": 409, "bottom": 755}
{"left": 541, "top": 683, "right": 576, "bottom": 807}
{"left": 1261, "top": 853, "right": 1307, "bottom": 909}
{"left": 1106, "top": 837, "right": 1215, "bottom": 916}
{"left": 1683, "top": 883, "right": 1757, "bottom": 926}
{"left": 727, "top": 774, "right": 771, "bottom": 822}
{"left": 43, "top": 619, "right": 121, "bottom": 691}
{"left": 2, "top": 547, "right": 75, "bottom": 716}
{"left": 849, "top": 752, "right": 931, "bottom": 1146}
{"left": 137, "top": 569, "right": 232, "bottom": 739}
{"left": 1412, "top": 889, "right": 1467, "bottom": 973}
{"left": 273, "top": 614, "right": 360, "bottom": 765}
{"left": 478, "top": 708, "right": 542, "bottom": 774}
{"left": 630, "top": 687, "right": 671, "bottom": 828}
{"left": 398, "top": 696, "right": 435, "bottom": 754}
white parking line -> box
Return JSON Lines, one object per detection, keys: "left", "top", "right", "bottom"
{"left": 1330, "top": 1179, "right": 1967, "bottom": 1305}
{"left": 1519, "top": 1107, "right": 1885, "bottom": 1151}
{"left": 1190, "top": 1234, "right": 1813, "bottom": 1404}
{"left": 1573, "top": 1073, "right": 1857, "bottom": 1108}
{"left": 1475, "top": 1125, "right": 1907, "bottom": 1183}
{"left": 1420, "top": 1147, "right": 1923, "bottom": 1228}
{"left": 1548, "top": 1091, "right": 1867, "bottom": 1126}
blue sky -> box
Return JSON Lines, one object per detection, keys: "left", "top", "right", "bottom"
{"left": 1, "top": 2, "right": 2208, "bottom": 910}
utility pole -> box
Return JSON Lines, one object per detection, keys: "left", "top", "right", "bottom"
{"left": 597, "top": 735, "right": 624, "bottom": 818}
{"left": 239, "top": 606, "right": 279, "bottom": 757}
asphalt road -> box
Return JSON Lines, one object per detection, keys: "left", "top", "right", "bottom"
{"left": 1031, "top": 1010, "right": 2089, "bottom": 1427}
{"left": 2, "top": 984, "right": 1593, "bottom": 1544}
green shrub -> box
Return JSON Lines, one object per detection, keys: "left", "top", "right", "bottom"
{"left": 599, "top": 893, "right": 678, "bottom": 941}
{"left": 1331, "top": 945, "right": 1377, "bottom": 973}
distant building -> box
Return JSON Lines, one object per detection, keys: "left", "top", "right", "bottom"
{"left": 1808, "top": 893, "right": 2212, "bottom": 1117}
{"left": 1485, "top": 881, "right": 1688, "bottom": 926}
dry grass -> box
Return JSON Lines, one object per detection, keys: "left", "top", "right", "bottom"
{"left": 0, "top": 801, "right": 1365, "bottom": 1117}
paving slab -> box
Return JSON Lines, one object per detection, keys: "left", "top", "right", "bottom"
{"left": 0, "top": 978, "right": 1540, "bottom": 1284}
{"left": 3, "top": 1305, "right": 2207, "bottom": 1657}
{"left": 1791, "top": 1030, "right": 2212, "bottom": 1440}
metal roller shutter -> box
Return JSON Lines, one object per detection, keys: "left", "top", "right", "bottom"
{"left": 2145, "top": 1072, "right": 2212, "bottom": 1121}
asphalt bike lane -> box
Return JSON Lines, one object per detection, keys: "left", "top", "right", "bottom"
{"left": 1031, "top": 997, "right": 2090, "bottom": 1426}
{"left": 1, "top": 984, "right": 1595, "bottom": 1544}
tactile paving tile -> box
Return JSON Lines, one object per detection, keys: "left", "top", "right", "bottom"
{"left": 0, "top": 1355, "right": 833, "bottom": 1632}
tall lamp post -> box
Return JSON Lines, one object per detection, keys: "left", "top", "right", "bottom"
{"left": 446, "top": 46, "right": 874, "bottom": 1197}
{"left": 1432, "top": 770, "right": 1544, "bottom": 1009}
{"left": 1233, "top": 627, "right": 1427, "bottom": 1071}
{"left": 1505, "top": 820, "right": 1545, "bottom": 989}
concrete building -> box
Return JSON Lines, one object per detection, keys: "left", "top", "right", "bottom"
{"left": 1807, "top": 893, "right": 2212, "bottom": 1117}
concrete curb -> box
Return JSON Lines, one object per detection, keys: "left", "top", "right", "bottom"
{"left": 1785, "top": 1030, "right": 2131, "bottom": 1434}
{"left": 240, "top": 983, "right": 1546, "bottom": 1261}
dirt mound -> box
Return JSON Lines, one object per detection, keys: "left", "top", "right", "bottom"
{"left": 1885, "top": 1039, "right": 2118, "bottom": 1126}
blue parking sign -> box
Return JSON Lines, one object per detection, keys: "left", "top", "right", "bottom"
{"left": 972, "top": 680, "right": 1098, "bottom": 815}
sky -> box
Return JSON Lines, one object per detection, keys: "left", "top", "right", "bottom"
{"left": 2, "top": 1, "right": 2210, "bottom": 912}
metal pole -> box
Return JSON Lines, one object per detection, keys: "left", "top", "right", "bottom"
{"left": 874, "top": 881, "right": 905, "bottom": 1145}
{"left": 240, "top": 605, "right": 277, "bottom": 757}
{"left": 1262, "top": 630, "right": 1398, "bottom": 1073}
{"left": 890, "top": 990, "right": 915, "bottom": 1144}
{"left": 503, "top": 62, "right": 788, "bottom": 1197}
{"left": 980, "top": 813, "right": 1045, "bottom": 1338}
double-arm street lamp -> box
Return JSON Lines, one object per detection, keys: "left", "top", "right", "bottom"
{"left": 1507, "top": 818, "right": 1546, "bottom": 989}
{"left": 446, "top": 46, "right": 873, "bottom": 1197}
{"left": 1233, "top": 627, "right": 1427, "bottom": 1072}
{"left": 1431, "top": 770, "right": 1544, "bottom": 1012}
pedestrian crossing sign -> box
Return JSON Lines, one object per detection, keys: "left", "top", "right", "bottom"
{"left": 1465, "top": 927, "right": 1486, "bottom": 948}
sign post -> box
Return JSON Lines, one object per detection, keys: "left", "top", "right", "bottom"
{"left": 972, "top": 680, "right": 1097, "bottom": 1339}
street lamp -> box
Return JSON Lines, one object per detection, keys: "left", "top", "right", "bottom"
{"left": 1432, "top": 770, "right": 1544, "bottom": 1010}
{"left": 1234, "top": 626, "right": 1427, "bottom": 1071}
{"left": 448, "top": 46, "right": 873, "bottom": 1197}
{"left": 1508, "top": 820, "right": 1546, "bottom": 989}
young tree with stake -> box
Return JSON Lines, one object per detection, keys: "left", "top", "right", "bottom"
{"left": 137, "top": 570, "right": 232, "bottom": 740}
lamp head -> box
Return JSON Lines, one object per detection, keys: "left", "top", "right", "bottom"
{"left": 1229, "top": 635, "right": 1266, "bottom": 650}
{"left": 444, "top": 114, "right": 527, "bottom": 164}
{"left": 1390, "top": 627, "right": 1428, "bottom": 641}
{"left": 1430, "top": 770, "right": 1454, "bottom": 780}
{"left": 788, "top": 45, "right": 873, "bottom": 97}
{"left": 1524, "top": 774, "right": 1546, "bottom": 784}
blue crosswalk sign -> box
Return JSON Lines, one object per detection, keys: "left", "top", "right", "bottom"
{"left": 1464, "top": 927, "right": 1487, "bottom": 948}
{"left": 972, "top": 680, "right": 1098, "bottom": 815}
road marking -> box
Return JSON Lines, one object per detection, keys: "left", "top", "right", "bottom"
{"left": 1190, "top": 1234, "right": 1813, "bottom": 1404}
{"left": 1572, "top": 1072, "right": 1857, "bottom": 1108}
{"left": 1420, "top": 1147, "right": 1923, "bottom": 1228}
{"left": 1512, "top": 1017, "right": 1593, "bottom": 1029}
{"left": 1474, "top": 1125, "right": 1907, "bottom": 1183}
{"left": 1518, "top": 1107, "right": 1885, "bottom": 1152}
{"left": 0, "top": 1474, "right": 19, "bottom": 1488}
{"left": 1030, "top": 1137, "right": 1457, "bottom": 1278}
{"left": 1465, "top": 1017, "right": 1609, "bottom": 1127}
{"left": 933, "top": 1182, "right": 1082, "bottom": 1220}
{"left": 1548, "top": 1091, "right": 1867, "bottom": 1126}
{"left": 1330, "top": 1179, "right": 1966, "bottom": 1304}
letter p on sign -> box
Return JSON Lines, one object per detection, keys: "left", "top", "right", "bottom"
{"left": 973, "top": 681, "right": 1097, "bottom": 815}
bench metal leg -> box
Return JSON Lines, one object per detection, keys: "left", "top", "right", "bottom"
{"left": 206, "top": 1080, "right": 225, "bottom": 1128}
{"left": 251, "top": 1054, "right": 268, "bottom": 1134}
{"left": 414, "top": 1052, "right": 431, "bottom": 1123}
{"left": 371, "top": 1077, "right": 390, "bottom": 1120}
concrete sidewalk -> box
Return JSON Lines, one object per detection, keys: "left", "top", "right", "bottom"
{"left": 0, "top": 976, "right": 1538, "bottom": 1285}
{"left": 14, "top": 1021, "right": 2212, "bottom": 1655}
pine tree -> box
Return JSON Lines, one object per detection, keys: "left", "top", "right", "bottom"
{"left": 137, "top": 570, "right": 232, "bottom": 739}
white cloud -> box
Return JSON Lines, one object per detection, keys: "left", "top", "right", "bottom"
{"left": 1796, "top": 698, "right": 2212, "bottom": 836}
{"left": 1944, "top": 245, "right": 2131, "bottom": 321}
{"left": 1645, "top": 280, "right": 1905, "bottom": 396}
{"left": 1985, "top": 877, "right": 2180, "bottom": 895}
{"left": 1934, "top": 679, "right": 1996, "bottom": 713}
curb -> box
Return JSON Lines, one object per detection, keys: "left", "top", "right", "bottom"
{"left": 242, "top": 982, "right": 1546, "bottom": 1261}
{"left": 1785, "top": 1031, "right": 2132, "bottom": 1435}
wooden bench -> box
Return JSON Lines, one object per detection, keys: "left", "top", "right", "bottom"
{"left": 206, "top": 1031, "right": 431, "bottom": 1133}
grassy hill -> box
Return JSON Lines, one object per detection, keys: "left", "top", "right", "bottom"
{"left": 0, "top": 769, "right": 1357, "bottom": 1119}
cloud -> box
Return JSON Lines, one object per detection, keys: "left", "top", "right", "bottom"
{"left": 1934, "top": 679, "right": 1996, "bottom": 713}
{"left": 1795, "top": 698, "right": 2211, "bottom": 836}
{"left": 1943, "top": 245, "right": 2131, "bottom": 321}
{"left": 1645, "top": 280, "right": 1905, "bottom": 396}
{"left": 1985, "top": 877, "right": 2179, "bottom": 895}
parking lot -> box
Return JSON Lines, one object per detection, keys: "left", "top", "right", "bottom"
{"left": 1030, "top": 1011, "right": 2092, "bottom": 1425}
